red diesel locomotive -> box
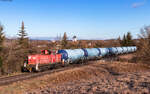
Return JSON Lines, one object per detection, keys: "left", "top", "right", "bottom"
{"left": 23, "top": 50, "right": 62, "bottom": 72}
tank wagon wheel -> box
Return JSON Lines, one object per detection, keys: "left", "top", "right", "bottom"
{"left": 84, "top": 57, "right": 88, "bottom": 64}
{"left": 61, "top": 59, "right": 67, "bottom": 67}
{"left": 80, "top": 59, "right": 84, "bottom": 64}
{"left": 80, "top": 58, "right": 86, "bottom": 64}
{"left": 61, "top": 62, "right": 66, "bottom": 67}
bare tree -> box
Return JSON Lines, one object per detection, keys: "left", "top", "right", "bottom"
{"left": 136, "top": 25, "right": 150, "bottom": 64}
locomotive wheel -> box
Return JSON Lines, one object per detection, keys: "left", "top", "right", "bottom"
{"left": 28, "top": 67, "right": 32, "bottom": 72}
{"left": 21, "top": 67, "right": 27, "bottom": 72}
{"left": 32, "top": 67, "right": 43, "bottom": 72}
{"left": 50, "top": 64, "right": 56, "bottom": 69}
{"left": 81, "top": 59, "right": 85, "bottom": 64}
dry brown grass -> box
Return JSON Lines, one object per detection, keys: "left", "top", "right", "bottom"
{"left": 0, "top": 72, "right": 24, "bottom": 79}
{"left": 0, "top": 60, "right": 149, "bottom": 94}
{"left": 102, "top": 62, "right": 150, "bottom": 73}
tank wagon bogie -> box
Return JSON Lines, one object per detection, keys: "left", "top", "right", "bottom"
{"left": 23, "top": 46, "right": 137, "bottom": 72}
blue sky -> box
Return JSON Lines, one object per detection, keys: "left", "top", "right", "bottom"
{"left": 0, "top": 0, "right": 150, "bottom": 39}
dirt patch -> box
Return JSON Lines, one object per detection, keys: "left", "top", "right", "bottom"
{"left": 102, "top": 62, "right": 150, "bottom": 73}
{"left": 118, "top": 54, "right": 134, "bottom": 60}
{"left": 0, "top": 61, "right": 150, "bottom": 94}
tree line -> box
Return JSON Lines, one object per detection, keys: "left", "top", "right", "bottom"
{"left": 118, "top": 32, "right": 135, "bottom": 46}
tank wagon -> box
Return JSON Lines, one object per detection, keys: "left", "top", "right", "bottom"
{"left": 23, "top": 46, "right": 136, "bottom": 72}
{"left": 58, "top": 49, "right": 85, "bottom": 64}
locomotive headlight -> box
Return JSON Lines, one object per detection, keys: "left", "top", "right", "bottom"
{"left": 24, "top": 62, "right": 27, "bottom": 67}
{"left": 33, "top": 57, "right": 36, "bottom": 60}
{"left": 28, "top": 56, "right": 31, "bottom": 59}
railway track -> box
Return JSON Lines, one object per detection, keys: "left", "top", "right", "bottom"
{"left": 0, "top": 61, "right": 96, "bottom": 86}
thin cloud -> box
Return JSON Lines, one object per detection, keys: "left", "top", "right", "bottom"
{"left": 132, "top": 0, "right": 147, "bottom": 8}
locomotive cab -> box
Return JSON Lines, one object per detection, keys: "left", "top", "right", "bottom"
{"left": 22, "top": 55, "right": 37, "bottom": 72}
{"left": 41, "top": 49, "right": 58, "bottom": 55}
{"left": 41, "top": 50, "right": 51, "bottom": 55}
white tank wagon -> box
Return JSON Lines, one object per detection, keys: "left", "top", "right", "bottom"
{"left": 115, "top": 47, "right": 124, "bottom": 54}
{"left": 98, "top": 48, "right": 109, "bottom": 57}
{"left": 82, "top": 48, "right": 101, "bottom": 60}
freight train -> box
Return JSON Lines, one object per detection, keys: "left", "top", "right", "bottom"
{"left": 22, "top": 46, "right": 137, "bottom": 72}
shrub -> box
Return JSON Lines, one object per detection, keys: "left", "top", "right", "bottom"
{"left": 135, "top": 26, "right": 150, "bottom": 64}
